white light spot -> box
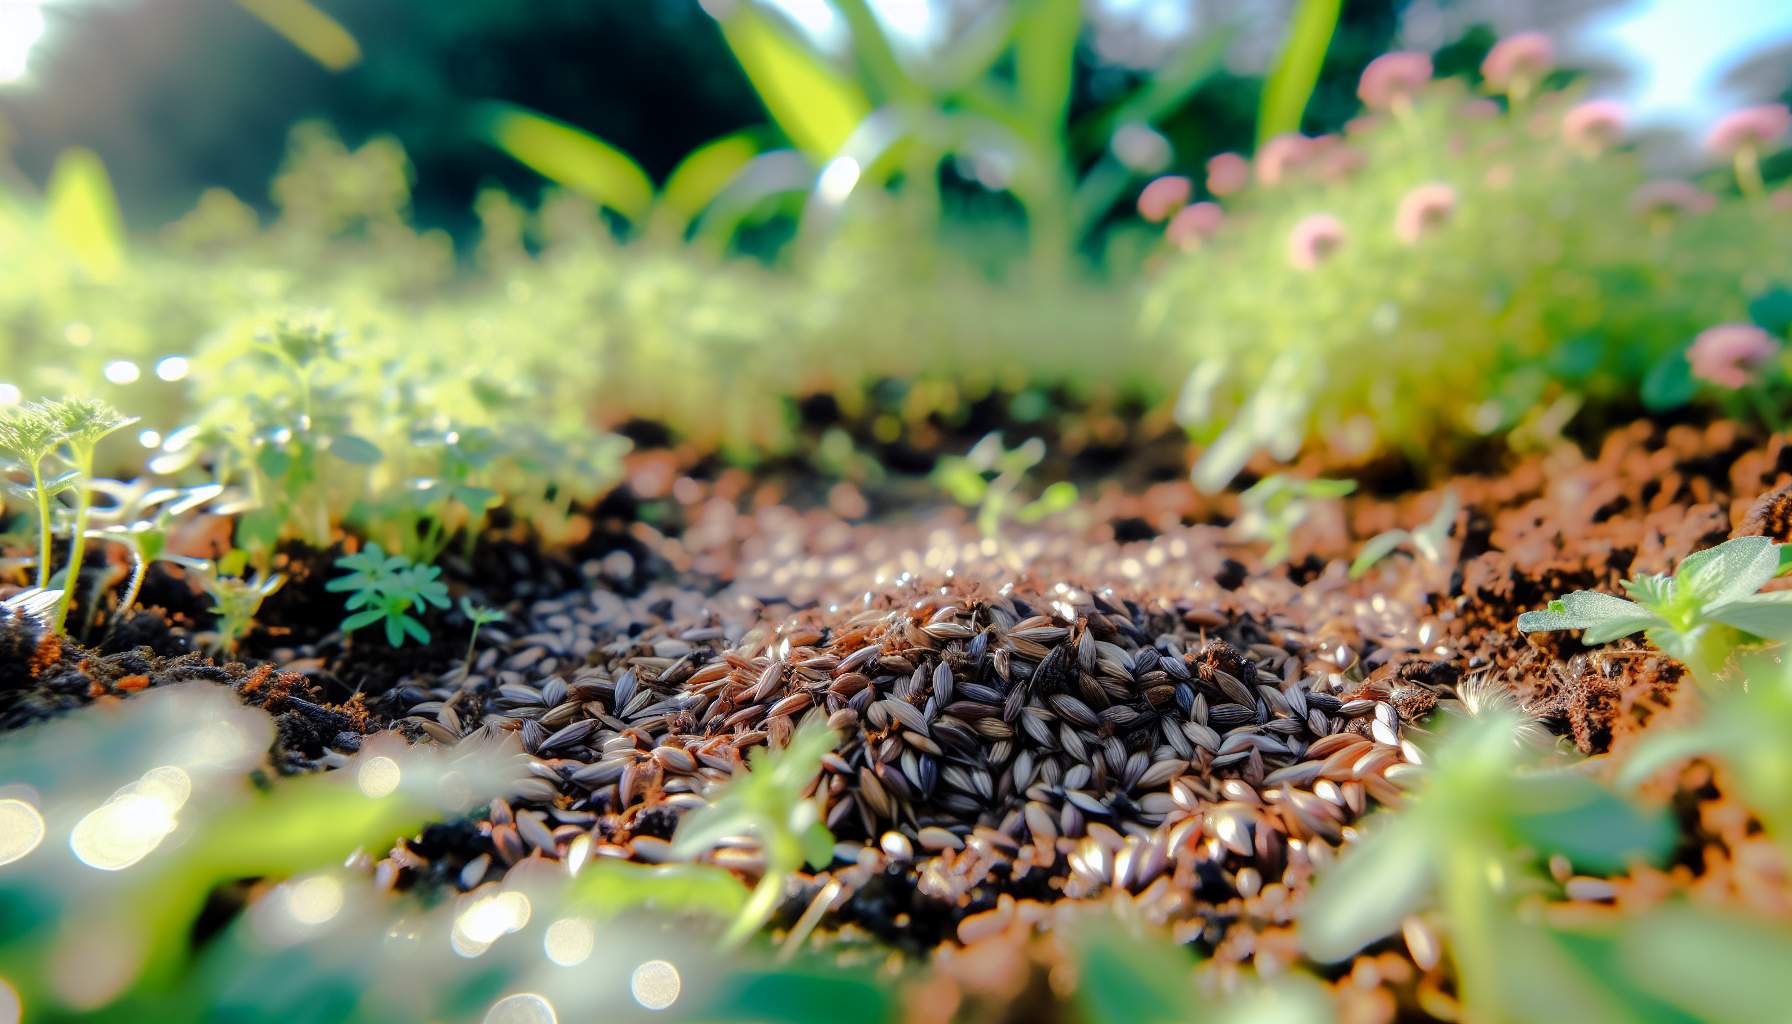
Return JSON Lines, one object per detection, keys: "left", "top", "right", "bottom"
{"left": 483, "top": 993, "right": 557, "bottom": 1024}
{"left": 0, "top": 799, "right": 44, "bottom": 867}
{"left": 630, "top": 959, "right": 681, "bottom": 1011}
{"left": 103, "top": 360, "right": 140, "bottom": 385}
{"left": 0, "top": 384, "right": 18, "bottom": 406}
{"left": 69, "top": 767, "right": 190, "bottom": 870}
{"left": 453, "top": 890, "right": 532, "bottom": 956}
{"left": 543, "top": 916, "right": 594, "bottom": 967}
{"left": 0, "top": 975, "right": 17, "bottom": 1024}
{"left": 138, "top": 429, "right": 162, "bottom": 449}
{"left": 357, "top": 755, "right": 401, "bottom": 798}
{"left": 0, "top": 3, "right": 45, "bottom": 85}
{"left": 283, "top": 874, "right": 345, "bottom": 925}
{"left": 154, "top": 356, "right": 190, "bottom": 382}
{"left": 816, "top": 157, "right": 861, "bottom": 205}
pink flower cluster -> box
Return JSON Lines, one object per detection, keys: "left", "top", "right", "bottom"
{"left": 1705, "top": 104, "right": 1791, "bottom": 157}
{"left": 1358, "top": 52, "right": 1432, "bottom": 111}
{"left": 1689, "top": 324, "right": 1780, "bottom": 389}
{"left": 1481, "top": 33, "right": 1554, "bottom": 95}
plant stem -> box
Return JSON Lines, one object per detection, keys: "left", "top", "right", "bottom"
{"left": 115, "top": 548, "right": 147, "bottom": 626}
{"left": 29, "top": 458, "right": 51, "bottom": 590}
{"left": 722, "top": 871, "right": 785, "bottom": 949}
{"left": 49, "top": 449, "right": 94, "bottom": 633}
{"left": 1736, "top": 145, "right": 1766, "bottom": 199}
{"left": 462, "top": 622, "right": 482, "bottom": 675}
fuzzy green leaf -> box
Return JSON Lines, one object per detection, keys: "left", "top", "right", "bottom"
{"left": 1519, "top": 591, "right": 1660, "bottom": 641}
{"left": 1676, "top": 535, "right": 1779, "bottom": 606}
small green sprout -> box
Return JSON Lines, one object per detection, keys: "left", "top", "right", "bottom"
{"left": 327, "top": 543, "right": 450, "bottom": 647}
{"left": 1350, "top": 490, "right": 1459, "bottom": 579}
{"left": 190, "top": 561, "right": 286, "bottom": 655}
{"left": 671, "top": 721, "right": 837, "bottom": 948}
{"left": 1517, "top": 535, "right": 1792, "bottom": 687}
{"left": 934, "top": 433, "right": 1078, "bottom": 537}
{"left": 458, "top": 596, "right": 504, "bottom": 671}
{"left": 83, "top": 479, "right": 229, "bottom": 630}
{"left": 1236, "top": 474, "right": 1356, "bottom": 564}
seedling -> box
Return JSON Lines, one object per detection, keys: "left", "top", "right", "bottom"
{"left": 83, "top": 479, "right": 230, "bottom": 630}
{"left": 1236, "top": 475, "right": 1356, "bottom": 564}
{"left": 327, "top": 543, "right": 450, "bottom": 647}
{"left": 1350, "top": 490, "right": 1459, "bottom": 579}
{"left": 1517, "top": 535, "right": 1792, "bottom": 687}
{"left": 457, "top": 597, "right": 505, "bottom": 672}
{"left": 1303, "top": 705, "right": 1674, "bottom": 1020}
{"left": 187, "top": 557, "right": 286, "bottom": 654}
{"left": 0, "top": 398, "right": 138, "bottom": 633}
{"left": 934, "top": 433, "right": 1078, "bottom": 537}
{"left": 670, "top": 721, "right": 837, "bottom": 948}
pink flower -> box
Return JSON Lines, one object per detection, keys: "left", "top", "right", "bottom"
{"left": 1137, "top": 175, "right": 1192, "bottom": 223}
{"left": 1205, "top": 152, "right": 1250, "bottom": 196}
{"left": 1358, "top": 52, "right": 1432, "bottom": 111}
{"left": 1460, "top": 98, "right": 1502, "bottom": 120}
{"left": 1394, "top": 183, "right": 1457, "bottom": 244}
{"left": 1166, "top": 201, "right": 1224, "bottom": 250}
{"left": 1705, "top": 104, "right": 1791, "bottom": 156}
{"left": 1481, "top": 33, "right": 1554, "bottom": 94}
{"left": 1561, "top": 99, "right": 1626, "bottom": 152}
{"left": 1256, "top": 134, "right": 1311, "bottom": 186}
{"left": 1630, "top": 180, "right": 1716, "bottom": 217}
{"left": 1288, "top": 213, "right": 1346, "bottom": 269}
{"left": 1689, "top": 324, "right": 1780, "bottom": 389}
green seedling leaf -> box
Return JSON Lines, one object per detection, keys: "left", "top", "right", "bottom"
{"left": 1747, "top": 286, "right": 1792, "bottom": 336}
{"left": 475, "top": 102, "right": 655, "bottom": 223}
{"left": 1350, "top": 529, "right": 1409, "bottom": 579}
{"left": 1640, "top": 348, "right": 1696, "bottom": 411}
{"left": 325, "top": 434, "right": 383, "bottom": 465}
{"left": 45, "top": 147, "right": 126, "bottom": 281}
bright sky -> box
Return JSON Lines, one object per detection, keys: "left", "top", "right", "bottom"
{"left": 1580, "top": 0, "right": 1792, "bottom": 128}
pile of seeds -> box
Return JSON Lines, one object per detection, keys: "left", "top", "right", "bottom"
{"left": 380, "top": 495, "right": 1453, "bottom": 959}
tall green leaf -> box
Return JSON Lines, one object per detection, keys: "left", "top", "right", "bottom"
{"left": 473, "top": 103, "right": 654, "bottom": 223}
{"left": 1256, "top": 0, "right": 1341, "bottom": 143}
{"left": 1013, "top": 0, "right": 1082, "bottom": 137}
{"left": 715, "top": 5, "right": 871, "bottom": 162}
{"left": 658, "top": 131, "right": 765, "bottom": 229}
{"left": 45, "top": 147, "right": 125, "bottom": 282}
